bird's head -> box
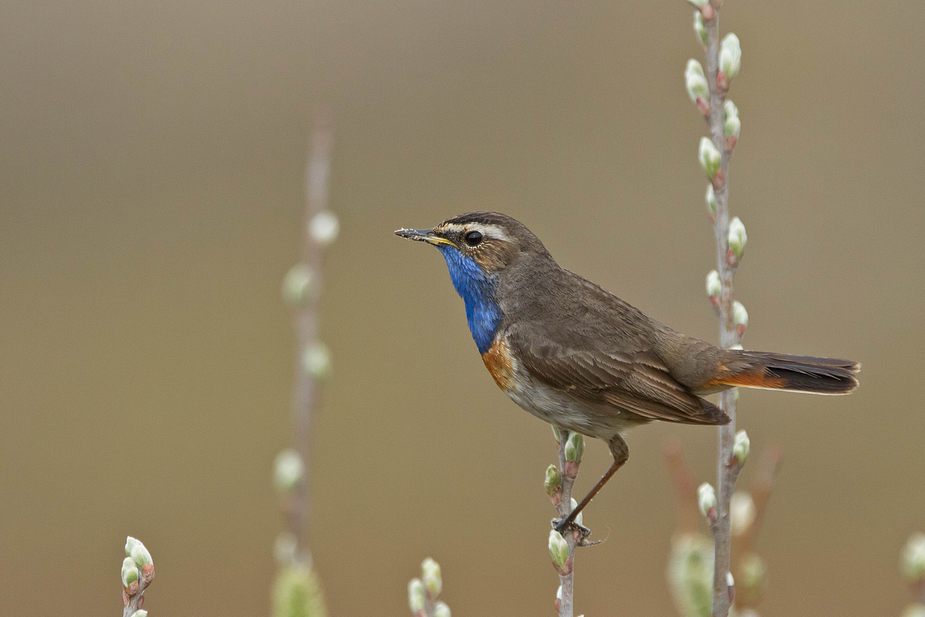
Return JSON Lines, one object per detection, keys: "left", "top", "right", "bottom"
{"left": 395, "top": 211, "right": 548, "bottom": 276}
{"left": 396, "top": 211, "right": 549, "bottom": 353}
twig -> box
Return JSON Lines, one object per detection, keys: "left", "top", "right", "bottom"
{"left": 664, "top": 439, "right": 780, "bottom": 615}
{"left": 408, "top": 558, "right": 451, "bottom": 617}
{"left": 282, "top": 108, "right": 336, "bottom": 565}
{"left": 547, "top": 428, "right": 587, "bottom": 617}
{"left": 121, "top": 537, "right": 155, "bottom": 617}
{"left": 694, "top": 3, "right": 744, "bottom": 615}
{"left": 123, "top": 571, "right": 154, "bottom": 617}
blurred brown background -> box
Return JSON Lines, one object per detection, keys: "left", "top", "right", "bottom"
{"left": 1, "top": 0, "right": 923, "bottom": 615}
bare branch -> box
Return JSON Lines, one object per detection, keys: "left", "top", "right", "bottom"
{"left": 282, "top": 108, "right": 337, "bottom": 566}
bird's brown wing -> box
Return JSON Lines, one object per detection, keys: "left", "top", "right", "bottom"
{"left": 508, "top": 328, "right": 728, "bottom": 426}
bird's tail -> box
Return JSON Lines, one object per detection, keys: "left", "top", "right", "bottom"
{"left": 704, "top": 351, "right": 860, "bottom": 395}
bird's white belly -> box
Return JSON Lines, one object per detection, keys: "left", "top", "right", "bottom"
{"left": 506, "top": 364, "right": 639, "bottom": 440}
{"left": 481, "top": 335, "right": 638, "bottom": 440}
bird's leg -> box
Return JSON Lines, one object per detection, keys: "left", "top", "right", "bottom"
{"left": 553, "top": 435, "right": 629, "bottom": 535}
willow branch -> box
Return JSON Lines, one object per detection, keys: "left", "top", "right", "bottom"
{"left": 122, "top": 571, "right": 153, "bottom": 617}
{"left": 121, "top": 537, "right": 155, "bottom": 617}
{"left": 285, "top": 108, "right": 334, "bottom": 565}
{"left": 557, "top": 432, "right": 577, "bottom": 617}
{"left": 699, "top": 3, "right": 742, "bottom": 615}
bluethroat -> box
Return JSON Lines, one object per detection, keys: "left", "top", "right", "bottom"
{"left": 396, "top": 211, "right": 859, "bottom": 534}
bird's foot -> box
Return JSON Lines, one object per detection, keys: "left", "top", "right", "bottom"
{"left": 551, "top": 518, "right": 591, "bottom": 539}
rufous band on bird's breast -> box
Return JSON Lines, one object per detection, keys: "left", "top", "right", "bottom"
{"left": 481, "top": 336, "right": 516, "bottom": 391}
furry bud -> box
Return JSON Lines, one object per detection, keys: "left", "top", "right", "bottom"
{"left": 698, "top": 483, "right": 717, "bottom": 518}
{"left": 699, "top": 138, "right": 722, "bottom": 183}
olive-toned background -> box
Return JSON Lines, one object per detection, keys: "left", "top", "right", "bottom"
{"left": 2, "top": 0, "right": 923, "bottom": 615}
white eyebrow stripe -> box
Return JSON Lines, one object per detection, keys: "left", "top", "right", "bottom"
{"left": 440, "top": 223, "right": 513, "bottom": 243}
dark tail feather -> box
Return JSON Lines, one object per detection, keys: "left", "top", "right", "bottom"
{"left": 719, "top": 351, "right": 860, "bottom": 395}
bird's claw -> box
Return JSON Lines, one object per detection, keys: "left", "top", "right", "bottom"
{"left": 552, "top": 518, "right": 591, "bottom": 539}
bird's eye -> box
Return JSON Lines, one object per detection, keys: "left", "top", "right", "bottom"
{"left": 464, "top": 231, "right": 483, "bottom": 247}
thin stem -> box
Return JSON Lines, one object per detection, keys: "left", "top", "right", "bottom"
{"left": 702, "top": 4, "right": 741, "bottom": 616}
{"left": 554, "top": 429, "right": 579, "bottom": 617}
{"left": 122, "top": 557, "right": 155, "bottom": 617}
{"left": 123, "top": 572, "right": 152, "bottom": 617}
{"left": 287, "top": 108, "right": 334, "bottom": 565}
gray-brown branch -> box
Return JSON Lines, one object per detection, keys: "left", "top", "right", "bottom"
{"left": 554, "top": 429, "right": 579, "bottom": 617}
{"left": 702, "top": 4, "right": 741, "bottom": 616}
{"left": 122, "top": 566, "right": 154, "bottom": 617}
{"left": 287, "top": 109, "right": 334, "bottom": 564}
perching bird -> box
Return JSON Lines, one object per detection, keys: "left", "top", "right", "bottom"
{"left": 396, "top": 211, "right": 859, "bottom": 533}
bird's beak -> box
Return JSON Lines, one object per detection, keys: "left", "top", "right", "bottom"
{"left": 394, "top": 227, "right": 455, "bottom": 248}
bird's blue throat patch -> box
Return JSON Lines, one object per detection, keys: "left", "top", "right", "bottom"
{"left": 437, "top": 246, "right": 502, "bottom": 354}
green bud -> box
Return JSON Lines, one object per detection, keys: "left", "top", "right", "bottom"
{"left": 273, "top": 564, "right": 328, "bottom": 617}
{"left": 733, "top": 430, "right": 750, "bottom": 466}
{"left": 697, "top": 482, "right": 717, "bottom": 517}
{"left": 564, "top": 432, "right": 584, "bottom": 464}
{"left": 730, "top": 491, "right": 756, "bottom": 536}
{"left": 551, "top": 425, "right": 561, "bottom": 442}
{"left": 129, "top": 611, "right": 148, "bottom": 617}
{"left": 902, "top": 532, "right": 925, "bottom": 581}
{"left": 421, "top": 557, "right": 442, "bottom": 599}
{"left": 698, "top": 138, "right": 721, "bottom": 180}
{"left": 666, "top": 533, "right": 714, "bottom": 617}
{"left": 274, "top": 449, "right": 305, "bottom": 493}
{"left": 408, "top": 578, "right": 426, "bottom": 612}
{"left": 724, "top": 100, "right": 739, "bottom": 121}
{"left": 727, "top": 217, "right": 747, "bottom": 261}
{"left": 684, "top": 60, "right": 709, "bottom": 105}
{"left": 693, "top": 12, "right": 707, "bottom": 46}
{"left": 302, "top": 342, "right": 332, "bottom": 381}
{"left": 570, "top": 497, "right": 583, "bottom": 527}
{"left": 685, "top": 0, "right": 708, "bottom": 8}
{"left": 130, "top": 541, "right": 153, "bottom": 568}
{"left": 720, "top": 34, "right": 742, "bottom": 80}
{"left": 705, "top": 184, "right": 717, "bottom": 217}
{"left": 724, "top": 113, "right": 740, "bottom": 141}
{"left": 724, "top": 100, "right": 741, "bottom": 149}
{"left": 724, "top": 101, "right": 740, "bottom": 130}
{"left": 434, "top": 602, "right": 451, "bottom": 617}
{"left": 121, "top": 557, "right": 139, "bottom": 587}
{"left": 733, "top": 301, "right": 748, "bottom": 337}
{"left": 545, "top": 465, "right": 562, "bottom": 496}
{"left": 706, "top": 270, "right": 721, "bottom": 299}
{"left": 548, "top": 530, "right": 569, "bottom": 569}
{"left": 309, "top": 210, "right": 340, "bottom": 246}
{"left": 282, "top": 264, "right": 316, "bottom": 307}
{"left": 125, "top": 536, "right": 141, "bottom": 557}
